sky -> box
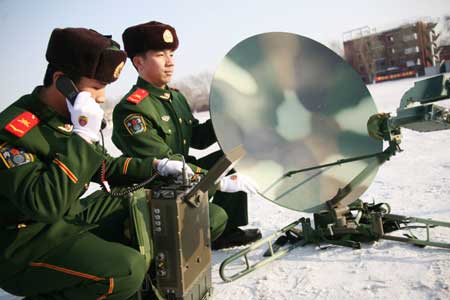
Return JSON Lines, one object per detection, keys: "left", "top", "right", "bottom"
{"left": 0, "top": 0, "right": 449, "bottom": 110}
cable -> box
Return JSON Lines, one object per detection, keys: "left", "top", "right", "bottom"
{"left": 96, "top": 123, "right": 191, "bottom": 197}
{"left": 96, "top": 127, "right": 159, "bottom": 196}
{"left": 101, "top": 150, "right": 188, "bottom": 197}
{"left": 110, "top": 173, "right": 160, "bottom": 197}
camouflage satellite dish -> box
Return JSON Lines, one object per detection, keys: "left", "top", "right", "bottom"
{"left": 209, "top": 32, "right": 382, "bottom": 213}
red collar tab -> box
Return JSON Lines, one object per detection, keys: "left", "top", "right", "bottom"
{"left": 127, "top": 88, "right": 149, "bottom": 104}
{"left": 5, "top": 111, "right": 39, "bottom": 138}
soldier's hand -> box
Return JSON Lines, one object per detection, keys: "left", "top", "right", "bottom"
{"left": 367, "top": 112, "right": 390, "bottom": 140}
{"left": 156, "top": 158, "right": 194, "bottom": 178}
{"left": 218, "top": 174, "right": 258, "bottom": 195}
{"left": 67, "top": 91, "right": 104, "bottom": 143}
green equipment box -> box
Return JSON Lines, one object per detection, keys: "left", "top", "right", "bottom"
{"left": 150, "top": 185, "right": 212, "bottom": 300}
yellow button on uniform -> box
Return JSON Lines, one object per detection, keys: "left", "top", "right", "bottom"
{"left": 168, "top": 129, "right": 172, "bottom": 133}
{"left": 179, "top": 117, "right": 183, "bottom": 124}
{"left": 183, "top": 139, "right": 186, "bottom": 145}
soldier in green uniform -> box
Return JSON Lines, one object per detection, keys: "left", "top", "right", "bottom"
{"left": 112, "top": 21, "right": 262, "bottom": 249}
{"left": 0, "top": 27, "right": 190, "bottom": 300}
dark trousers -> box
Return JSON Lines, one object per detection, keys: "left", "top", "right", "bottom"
{"left": 195, "top": 150, "right": 249, "bottom": 232}
{"left": 1, "top": 191, "right": 147, "bottom": 300}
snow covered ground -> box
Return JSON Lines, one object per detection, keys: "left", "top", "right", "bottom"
{"left": 2, "top": 74, "right": 450, "bottom": 300}
{"left": 208, "top": 75, "right": 450, "bottom": 300}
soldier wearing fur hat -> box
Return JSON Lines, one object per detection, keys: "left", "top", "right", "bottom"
{"left": 0, "top": 27, "right": 190, "bottom": 300}
{"left": 112, "top": 21, "right": 262, "bottom": 250}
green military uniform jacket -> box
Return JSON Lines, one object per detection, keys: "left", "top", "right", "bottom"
{"left": 112, "top": 78, "right": 249, "bottom": 232}
{"left": 112, "top": 77, "right": 217, "bottom": 174}
{"left": 0, "top": 87, "right": 155, "bottom": 282}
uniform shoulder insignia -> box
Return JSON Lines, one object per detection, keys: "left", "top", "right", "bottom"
{"left": 5, "top": 111, "right": 39, "bottom": 138}
{"left": 0, "top": 142, "right": 35, "bottom": 169}
{"left": 127, "top": 88, "right": 149, "bottom": 104}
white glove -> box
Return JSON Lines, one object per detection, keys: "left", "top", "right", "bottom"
{"left": 66, "top": 91, "right": 104, "bottom": 143}
{"left": 157, "top": 158, "right": 194, "bottom": 178}
{"left": 218, "top": 174, "right": 258, "bottom": 195}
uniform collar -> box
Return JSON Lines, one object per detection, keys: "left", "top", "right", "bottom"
{"left": 25, "top": 87, "right": 73, "bottom": 135}
{"left": 136, "top": 77, "right": 172, "bottom": 101}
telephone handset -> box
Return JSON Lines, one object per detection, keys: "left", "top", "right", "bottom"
{"left": 56, "top": 75, "right": 107, "bottom": 130}
{"left": 55, "top": 75, "right": 163, "bottom": 195}
{"left": 55, "top": 77, "right": 190, "bottom": 196}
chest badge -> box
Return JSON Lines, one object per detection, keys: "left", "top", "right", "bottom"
{"left": 58, "top": 124, "right": 74, "bottom": 133}
{"left": 161, "top": 115, "right": 171, "bottom": 122}
{"left": 124, "top": 114, "right": 147, "bottom": 135}
{"left": 159, "top": 92, "right": 171, "bottom": 100}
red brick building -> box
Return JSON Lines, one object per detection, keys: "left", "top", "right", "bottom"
{"left": 440, "top": 45, "right": 450, "bottom": 61}
{"left": 343, "top": 21, "right": 440, "bottom": 83}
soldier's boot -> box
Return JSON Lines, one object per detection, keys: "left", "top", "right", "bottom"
{"left": 211, "top": 228, "right": 262, "bottom": 250}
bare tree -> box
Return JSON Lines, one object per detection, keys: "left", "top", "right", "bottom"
{"left": 102, "top": 96, "right": 121, "bottom": 123}
{"left": 173, "top": 71, "right": 213, "bottom": 112}
{"left": 344, "top": 34, "right": 378, "bottom": 83}
{"left": 102, "top": 71, "right": 214, "bottom": 123}
{"left": 328, "top": 40, "right": 345, "bottom": 58}
{"left": 439, "top": 15, "right": 450, "bottom": 46}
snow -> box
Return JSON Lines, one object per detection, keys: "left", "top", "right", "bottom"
{"left": 2, "top": 74, "right": 450, "bottom": 300}
{"left": 209, "top": 75, "right": 450, "bottom": 300}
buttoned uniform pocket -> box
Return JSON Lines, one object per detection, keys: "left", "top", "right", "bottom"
{"left": 180, "top": 118, "right": 194, "bottom": 152}
{"left": 159, "top": 123, "right": 173, "bottom": 136}
{"left": 158, "top": 123, "right": 179, "bottom": 152}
